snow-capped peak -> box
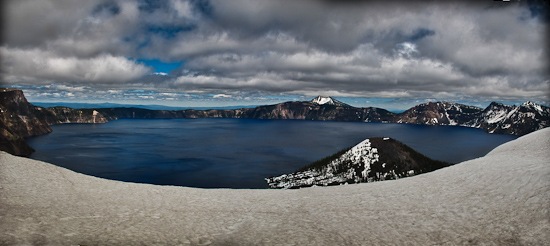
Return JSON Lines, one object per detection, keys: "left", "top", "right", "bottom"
{"left": 311, "top": 96, "right": 335, "bottom": 105}
{"left": 310, "top": 96, "right": 349, "bottom": 107}
{"left": 522, "top": 101, "right": 543, "bottom": 112}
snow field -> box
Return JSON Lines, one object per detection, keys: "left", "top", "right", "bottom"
{"left": 1, "top": 128, "right": 549, "bottom": 245}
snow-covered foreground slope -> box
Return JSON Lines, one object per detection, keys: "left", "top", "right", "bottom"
{"left": 1, "top": 129, "right": 549, "bottom": 245}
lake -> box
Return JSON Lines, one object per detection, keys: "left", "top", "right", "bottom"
{"left": 27, "top": 118, "right": 517, "bottom": 188}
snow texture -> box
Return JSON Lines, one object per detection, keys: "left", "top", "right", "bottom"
{"left": 1, "top": 128, "right": 549, "bottom": 245}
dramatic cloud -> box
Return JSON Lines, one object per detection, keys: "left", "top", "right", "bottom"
{"left": 1, "top": 0, "right": 548, "bottom": 107}
{"left": 1, "top": 47, "right": 151, "bottom": 83}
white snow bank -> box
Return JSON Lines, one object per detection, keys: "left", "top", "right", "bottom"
{"left": 1, "top": 128, "right": 549, "bottom": 245}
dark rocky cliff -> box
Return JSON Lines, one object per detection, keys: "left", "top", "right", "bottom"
{"left": 394, "top": 101, "right": 550, "bottom": 136}
{"left": 0, "top": 89, "right": 108, "bottom": 156}
{"left": 96, "top": 107, "right": 242, "bottom": 120}
{"left": 470, "top": 101, "right": 550, "bottom": 135}
{"left": 238, "top": 101, "right": 394, "bottom": 122}
{"left": 96, "top": 101, "right": 395, "bottom": 122}
{"left": 0, "top": 89, "right": 52, "bottom": 156}
{"left": 43, "top": 107, "right": 108, "bottom": 124}
{"left": 396, "top": 102, "right": 482, "bottom": 125}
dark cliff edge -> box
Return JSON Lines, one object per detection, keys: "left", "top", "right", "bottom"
{"left": 1, "top": 89, "right": 52, "bottom": 156}
{"left": 0, "top": 89, "right": 108, "bottom": 156}
{"left": 1, "top": 89, "right": 548, "bottom": 157}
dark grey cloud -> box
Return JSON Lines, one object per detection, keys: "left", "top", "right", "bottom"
{"left": 1, "top": 0, "right": 548, "bottom": 105}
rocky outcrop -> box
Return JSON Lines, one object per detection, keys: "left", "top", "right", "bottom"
{"left": 0, "top": 89, "right": 52, "bottom": 156}
{"left": 96, "top": 107, "right": 243, "bottom": 120}
{"left": 392, "top": 101, "right": 550, "bottom": 135}
{"left": 395, "top": 102, "right": 482, "bottom": 125}
{"left": 215, "top": 98, "right": 549, "bottom": 135}
{"left": 468, "top": 101, "right": 550, "bottom": 135}
{"left": 0, "top": 89, "right": 52, "bottom": 137}
{"left": 0, "top": 89, "right": 109, "bottom": 156}
{"left": 43, "top": 107, "right": 108, "bottom": 124}
{"left": 266, "top": 137, "right": 448, "bottom": 189}
{"left": 96, "top": 101, "right": 395, "bottom": 122}
{"left": 238, "top": 101, "right": 395, "bottom": 122}
{"left": 0, "top": 125, "right": 35, "bottom": 157}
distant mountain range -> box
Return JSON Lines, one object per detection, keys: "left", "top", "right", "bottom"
{"left": 1, "top": 89, "right": 549, "bottom": 156}
{"left": 266, "top": 137, "right": 448, "bottom": 189}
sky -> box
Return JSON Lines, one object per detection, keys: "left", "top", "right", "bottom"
{"left": 1, "top": 0, "right": 549, "bottom": 110}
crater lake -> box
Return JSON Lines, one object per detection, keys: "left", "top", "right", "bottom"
{"left": 27, "top": 118, "right": 517, "bottom": 188}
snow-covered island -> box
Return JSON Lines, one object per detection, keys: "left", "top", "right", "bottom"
{"left": 1, "top": 128, "right": 548, "bottom": 245}
{"left": 266, "top": 137, "right": 448, "bottom": 189}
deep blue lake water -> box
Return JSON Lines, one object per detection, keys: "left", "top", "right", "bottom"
{"left": 27, "top": 118, "right": 517, "bottom": 188}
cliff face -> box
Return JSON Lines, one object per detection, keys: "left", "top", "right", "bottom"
{"left": 0, "top": 89, "right": 52, "bottom": 156}
{"left": 238, "top": 101, "right": 395, "bottom": 122}
{"left": 396, "top": 102, "right": 482, "bottom": 126}
{"left": 42, "top": 107, "right": 108, "bottom": 124}
{"left": 95, "top": 101, "right": 395, "bottom": 122}
{"left": 0, "top": 89, "right": 109, "bottom": 156}
{"left": 0, "top": 89, "right": 52, "bottom": 137}
{"left": 94, "top": 107, "right": 243, "bottom": 120}
{"left": 393, "top": 101, "right": 549, "bottom": 135}
{"left": 469, "top": 101, "right": 550, "bottom": 135}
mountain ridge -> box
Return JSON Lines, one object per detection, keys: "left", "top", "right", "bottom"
{"left": 1, "top": 89, "right": 548, "bottom": 156}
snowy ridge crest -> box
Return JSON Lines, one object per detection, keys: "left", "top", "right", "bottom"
{"left": 471, "top": 101, "right": 550, "bottom": 135}
{"left": 395, "top": 101, "right": 549, "bottom": 135}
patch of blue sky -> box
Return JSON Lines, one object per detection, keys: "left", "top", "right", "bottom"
{"left": 407, "top": 28, "right": 435, "bottom": 42}
{"left": 138, "top": 59, "right": 184, "bottom": 74}
{"left": 192, "top": 0, "right": 214, "bottom": 17}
